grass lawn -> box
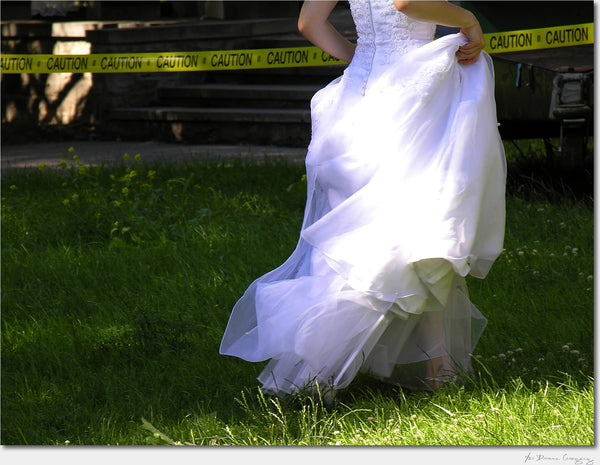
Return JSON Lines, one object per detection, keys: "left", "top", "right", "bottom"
{"left": 1, "top": 141, "right": 594, "bottom": 448}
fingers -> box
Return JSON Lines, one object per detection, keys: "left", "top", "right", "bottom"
{"left": 457, "top": 37, "right": 484, "bottom": 53}
{"left": 456, "top": 36, "right": 484, "bottom": 65}
{"left": 459, "top": 40, "right": 484, "bottom": 52}
{"left": 456, "top": 45, "right": 478, "bottom": 56}
{"left": 456, "top": 51, "right": 480, "bottom": 64}
{"left": 457, "top": 53, "right": 480, "bottom": 65}
{"left": 456, "top": 23, "right": 485, "bottom": 64}
{"left": 456, "top": 47, "right": 480, "bottom": 63}
{"left": 457, "top": 56, "right": 478, "bottom": 65}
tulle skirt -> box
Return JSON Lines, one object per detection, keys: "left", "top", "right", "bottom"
{"left": 220, "top": 33, "right": 506, "bottom": 395}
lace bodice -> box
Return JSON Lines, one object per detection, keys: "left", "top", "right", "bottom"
{"left": 349, "top": 0, "right": 436, "bottom": 62}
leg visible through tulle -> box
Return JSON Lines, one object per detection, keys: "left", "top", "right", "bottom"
{"left": 364, "top": 277, "right": 486, "bottom": 390}
{"left": 254, "top": 259, "right": 486, "bottom": 395}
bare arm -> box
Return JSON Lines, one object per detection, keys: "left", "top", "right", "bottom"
{"left": 298, "top": 0, "right": 356, "bottom": 63}
{"left": 394, "top": 1, "right": 484, "bottom": 65}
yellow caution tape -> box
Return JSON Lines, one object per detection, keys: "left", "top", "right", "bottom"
{"left": 0, "top": 23, "right": 593, "bottom": 74}
{"left": 483, "top": 22, "right": 593, "bottom": 54}
{"left": 0, "top": 46, "right": 344, "bottom": 74}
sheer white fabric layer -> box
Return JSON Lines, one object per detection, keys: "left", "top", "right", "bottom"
{"left": 220, "top": 0, "right": 506, "bottom": 395}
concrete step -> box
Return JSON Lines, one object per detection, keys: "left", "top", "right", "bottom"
{"left": 112, "top": 106, "right": 311, "bottom": 122}
{"left": 208, "top": 65, "right": 346, "bottom": 85}
{"left": 248, "top": 32, "right": 357, "bottom": 49}
{"left": 248, "top": 36, "right": 321, "bottom": 49}
{"left": 86, "top": 17, "right": 299, "bottom": 46}
{"left": 109, "top": 106, "right": 312, "bottom": 146}
{"left": 157, "top": 83, "right": 321, "bottom": 109}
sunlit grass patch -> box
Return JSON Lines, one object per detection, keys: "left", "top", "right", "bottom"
{"left": 1, "top": 146, "right": 593, "bottom": 445}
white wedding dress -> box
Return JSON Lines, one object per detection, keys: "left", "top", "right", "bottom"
{"left": 220, "top": 0, "right": 506, "bottom": 395}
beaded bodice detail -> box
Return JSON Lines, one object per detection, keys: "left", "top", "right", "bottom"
{"left": 349, "top": 0, "right": 436, "bottom": 63}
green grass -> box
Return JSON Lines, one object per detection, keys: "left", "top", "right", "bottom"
{"left": 1, "top": 143, "right": 593, "bottom": 446}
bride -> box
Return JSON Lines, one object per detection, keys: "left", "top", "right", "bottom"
{"left": 220, "top": 0, "right": 506, "bottom": 396}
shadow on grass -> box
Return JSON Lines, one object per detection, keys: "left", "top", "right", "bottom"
{"left": 1, "top": 147, "right": 593, "bottom": 445}
{"left": 504, "top": 137, "right": 593, "bottom": 203}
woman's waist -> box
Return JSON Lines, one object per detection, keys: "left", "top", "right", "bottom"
{"left": 351, "top": 39, "right": 431, "bottom": 67}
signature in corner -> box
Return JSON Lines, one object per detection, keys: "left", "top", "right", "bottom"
{"left": 524, "top": 452, "right": 595, "bottom": 465}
